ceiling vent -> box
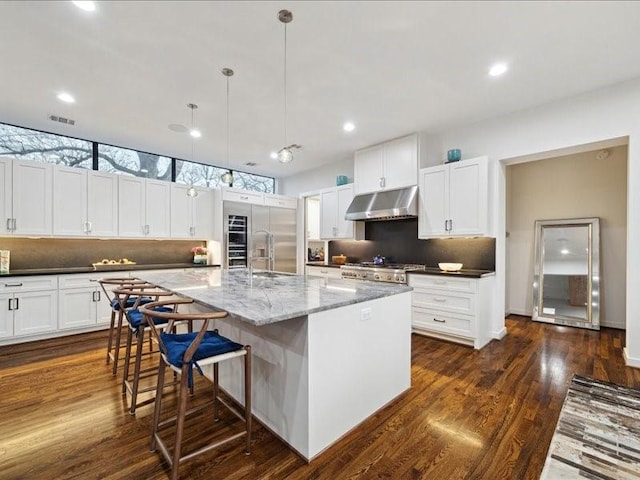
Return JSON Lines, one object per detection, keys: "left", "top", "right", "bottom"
{"left": 245, "top": 162, "right": 257, "bottom": 167}
{"left": 49, "top": 114, "right": 75, "bottom": 126}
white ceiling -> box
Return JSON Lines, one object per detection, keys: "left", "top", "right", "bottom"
{"left": 1, "top": 1, "right": 640, "bottom": 180}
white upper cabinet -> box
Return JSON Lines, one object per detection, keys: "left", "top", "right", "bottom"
{"left": 87, "top": 171, "right": 118, "bottom": 237}
{"left": 320, "top": 184, "right": 363, "bottom": 240}
{"left": 221, "top": 186, "right": 264, "bottom": 205}
{"left": 418, "top": 156, "right": 489, "bottom": 238}
{"left": 264, "top": 192, "right": 298, "bottom": 210}
{"left": 53, "top": 167, "right": 119, "bottom": 237}
{"left": 170, "top": 184, "right": 214, "bottom": 239}
{"left": 118, "top": 176, "right": 170, "bottom": 238}
{"left": 354, "top": 133, "right": 418, "bottom": 194}
{"left": 0, "top": 158, "right": 52, "bottom": 236}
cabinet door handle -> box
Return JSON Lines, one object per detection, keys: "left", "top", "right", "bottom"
{"left": 189, "top": 226, "right": 195, "bottom": 236}
{"left": 12, "top": 218, "right": 16, "bottom": 231}
{"left": 449, "top": 219, "right": 453, "bottom": 231}
{"left": 240, "top": 195, "right": 249, "bottom": 200}
{"left": 6, "top": 218, "right": 11, "bottom": 231}
{"left": 8, "top": 298, "right": 14, "bottom": 311}
{"left": 5, "top": 283, "right": 22, "bottom": 287}
{"left": 379, "top": 177, "right": 386, "bottom": 188}
{"left": 144, "top": 224, "right": 150, "bottom": 235}
{"left": 92, "top": 291, "right": 100, "bottom": 302}
{"left": 14, "top": 298, "right": 19, "bottom": 310}
{"left": 433, "top": 297, "right": 447, "bottom": 303}
{"left": 433, "top": 317, "right": 446, "bottom": 323}
{"left": 87, "top": 221, "right": 93, "bottom": 233}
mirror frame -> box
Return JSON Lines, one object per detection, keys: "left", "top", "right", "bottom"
{"left": 532, "top": 217, "right": 600, "bottom": 330}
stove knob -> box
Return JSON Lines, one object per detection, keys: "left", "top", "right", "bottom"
{"left": 374, "top": 274, "right": 380, "bottom": 280}
{"left": 398, "top": 274, "right": 405, "bottom": 282}
{"left": 360, "top": 273, "right": 367, "bottom": 278}
{"left": 386, "top": 274, "right": 392, "bottom": 281}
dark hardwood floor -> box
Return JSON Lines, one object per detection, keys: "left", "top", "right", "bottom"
{"left": 1, "top": 315, "right": 639, "bottom": 480}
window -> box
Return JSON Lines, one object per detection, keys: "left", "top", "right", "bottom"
{"left": 232, "top": 171, "right": 275, "bottom": 193}
{"left": 175, "top": 160, "right": 229, "bottom": 188}
{"left": 0, "top": 123, "right": 93, "bottom": 168}
{"left": 98, "top": 144, "right": 171, "bottom": 180}
{"left": 0, "top": 122, "right": 275, "bottom": 193}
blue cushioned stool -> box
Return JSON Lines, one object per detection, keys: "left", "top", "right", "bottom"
{"left": 98, "top": 277, "right": 154, "bottom": 374}
{"left": 114, "top": 285, "right": 178, "bottom": 415}
{"left": 140, "top": 299, "right": 251, "bottom": 480}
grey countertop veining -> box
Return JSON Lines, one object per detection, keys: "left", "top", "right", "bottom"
{"left": 137, "top": 268, "right": 412, "bottom": 326}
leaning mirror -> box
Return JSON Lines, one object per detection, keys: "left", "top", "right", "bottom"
{"left": 532, "top": 218, "right": 600, "bottom": 330}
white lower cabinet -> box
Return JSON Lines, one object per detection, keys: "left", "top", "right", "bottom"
{"left": 1, "top": 276, "right": 58, "bottom": 339}
{"left": 409, "top": 273, "right": 493, "bottom": 349}
{"left": 305, "top": 265, "right": 342, "bottom": 279}
{"left": 58, "top": 274, "right": 111, "bottom": 330}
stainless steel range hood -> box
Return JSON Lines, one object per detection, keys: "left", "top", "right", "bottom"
{"left": 345, "top": 185, "right": 418, "bottom": 221}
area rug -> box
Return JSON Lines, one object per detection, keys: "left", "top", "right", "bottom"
{"left": 541, "top": 374, "right": 640, "bottom": 479}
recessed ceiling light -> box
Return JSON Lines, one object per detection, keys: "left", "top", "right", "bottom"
{"left": 189, "top": 129, "right": 202, "bottom": 138}
{"left": 168, "top": 123, "right": 187, "bottom": 133}
{"left": 343, "top": 122, "right": 355, "bottom": 132}
{"left": 72, "top": 1, "right": 96, "bottom": 12}
{"left": 270, "top": 152, "right": 278, "bottom": 160}
{"left": 57, "top": 92, "right": 76, "bottom": 104}
{"left": 561, "top": 248, "right": 570, "bottom": 255}
{"left": 489, "top": 63, "right": 508, "bottom": 77}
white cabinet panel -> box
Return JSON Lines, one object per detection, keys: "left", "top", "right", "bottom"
{"left": 118, "top": 176, "right": 170, "bottom": 238}
{"left": 12, "top": 290, "right": 57, "bottom": 336}
{"left": 12, "top": 161, "right": 52, "bottom": 235}
{"left": 354, "top": 145, "right": 384, "bottom": 194}
{"left": 0, "top": 158, "right": 12, "bottom": 235}
{"left": 320, "top": 184, "right": 360, "bottom": 240}
{"left": 145, "top": 179, "right": 171, "bottom": 238}
{"left": 305, "top": 266, "right": 342, "bottom": 279}
{"left": 170, "top": 184, "right": 214, "bottom": 239}
{"left": 222, "top": 187, "right": 264, "bottom": 205}
{"left": 418, "top": 156, "right": 489, "bottom": 238}
{"left": 264, "top": 193, "right": 298, "bottom": 210}
{"left": 53, "top": 166, "right": 88, "bottom": 236}
{"left": 59, "top": 288, "right": 97, "bottom": 329}
{"left": 0, "top": 293, "right": 13, "bottom": 338}
{"left": 118, "top": 176, "right": 146, "bottom": 237}
{"left": 88, "top": 171, "right": 118, "bottom": 237}
{"left": 354, "top": 133, "right": 418, "bottom": 194}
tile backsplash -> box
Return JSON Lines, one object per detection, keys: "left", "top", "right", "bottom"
{"left": 0, "top": 238, "right": 203, "bottom": 270}
{"left": 328, "top": 219, "right": 495, "bottom": 270}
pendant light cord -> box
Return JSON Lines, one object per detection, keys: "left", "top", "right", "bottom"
{"left": 191, "top": 107, "right": 195, "bottom": 162}
{"left": 226, "top": 74, "right": 230, "bottom": 169}
{"left": 283, "top": 21, "right": 287, "bottom": 149}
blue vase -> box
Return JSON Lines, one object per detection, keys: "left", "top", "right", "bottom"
{"left": 447, "top": 149, "right": 461, "bottom": 162}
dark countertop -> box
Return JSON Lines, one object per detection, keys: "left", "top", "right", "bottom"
{"left": 306, "top": 262, "right": 343, "bottom": 268}
{"left": 408, "top": 268, "right": 495, "bottom": 278}
{"left": 0, "top": 263, "right": 221, "bottom": 277}
{"left": 306, "top": 262, "right": 494, "bottom": 278}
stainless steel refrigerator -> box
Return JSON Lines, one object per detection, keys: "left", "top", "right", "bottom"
{"left": 223, "top": 201, "right": 297, "bottom": 273}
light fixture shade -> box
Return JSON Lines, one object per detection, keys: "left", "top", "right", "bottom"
{"left": 221, "top": 171, "right": 234, "bottom": 184}
{"left": 186, "top": 186, "right": 198, "bottom": 198}
{"left": 278, "top": 147, "right": 293, "bottom": 164}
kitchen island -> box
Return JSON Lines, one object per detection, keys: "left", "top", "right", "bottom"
{"left": 138, "top": 268, "right": 412, "bottom": 461}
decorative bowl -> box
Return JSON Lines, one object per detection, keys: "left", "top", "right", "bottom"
{"left": 332, "top": 255, "right": 347, "bottom": 265}
{"left": 438, "top": 262, "right": 463, "bottom": 272}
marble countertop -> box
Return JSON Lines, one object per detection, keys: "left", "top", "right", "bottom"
{"left": 137, "top": 268, "right": 412, "bottom": 326}
{"left": 0, "top": 263, "right": 220, "bottom": 277}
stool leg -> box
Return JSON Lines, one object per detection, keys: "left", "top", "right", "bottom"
{"left": 122, "top": 326, "right": 134, "bottom": 395}
{"left": 112, "top": 310, "right": 125, "bottom": 375}
{"left": 213, "top": 363, "right": 219, "bottom": 421}
{"left": 106, "top": 309, "right": 116, "bottom": 364}
{"left": 244, "top": 346, "right": 252, "bottom": 455}
{"left": 150, "top": 358, "right": 166, "bottom": 452}
{"left": 129, "top": 328, "right": 145, "bottom": 415}
{"left": 172, "top": 365, "right": 191, "bottom": 480}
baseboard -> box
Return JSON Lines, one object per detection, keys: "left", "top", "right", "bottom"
{"left": 492, "top": 327, "right": 507, "bottom": 340}
{"left": 508, "top": 307, "right": 531, "bottom": 316}
{"left": 600, "top": 321, "right": 626, "bottom": 330}
{"left": 623, "top": 348, "right": 640, "bottom": 369}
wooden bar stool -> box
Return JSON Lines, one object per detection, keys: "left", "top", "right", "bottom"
{"left": 140, "top": 299, "right": 251, "bottom": 480}
{"left": 113, "top": 285, "right": 176, "bottom": 415}
{"left": 98, "top": 277, "right": 154, "bottom": 374}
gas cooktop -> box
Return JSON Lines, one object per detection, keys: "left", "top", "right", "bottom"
{"left": 340, "top": 263, "right": 425, "bottom": 283}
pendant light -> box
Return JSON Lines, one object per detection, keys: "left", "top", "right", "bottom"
{"left": 277, "top": 9, "right": 297, "bottom": 164}
{"left": 220, "top": 68, "right": 234, "bottom": 185}
{"left": 186, "top": 102, "right": 199, "bottom": 198}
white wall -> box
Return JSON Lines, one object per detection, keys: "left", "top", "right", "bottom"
{"left": 280, "top": 157, "right": 353, "bottom": 196}
{"left": 435, "top": 77, "right": 640, "bottom": 367}
{"left": 506, "top": 146, "right": 627, "bottom": 328}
